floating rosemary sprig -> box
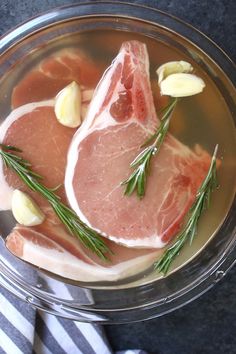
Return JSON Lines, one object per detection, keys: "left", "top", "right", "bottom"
{"left": 121, "top": 97, "right": 178, "bottom": 198}
{"left": 154, "top": 144, "right": 219, "bottom": 274}
{"left": 0, "top": 144, "right": 111, "bottom": 261}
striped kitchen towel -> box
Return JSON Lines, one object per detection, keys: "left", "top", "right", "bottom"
{"left": 0, "top": 234, "right": 148, "bottom": 354}
{"left": 0, "top": 286, "right": 148, "bottom": 354}
{"left": 0, "top": 254, "right": 148, "bottom": 354}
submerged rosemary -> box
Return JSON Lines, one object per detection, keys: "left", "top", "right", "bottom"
{"left": 0, "top": 144, "right": 111, "bottom": 261}
{"left": 121, "top": 97, "right": 178, "bottom": 198}
{"left": 154, "top": 144, "right": 219, "bottom": 274}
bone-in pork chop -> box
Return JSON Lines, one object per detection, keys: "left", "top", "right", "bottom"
{"left": 65, "top": 40, "right": 211, "bottom": 248}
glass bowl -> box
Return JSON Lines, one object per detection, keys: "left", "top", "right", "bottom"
{"left": 0, "top": 1, "right": 235, "bottom": 323}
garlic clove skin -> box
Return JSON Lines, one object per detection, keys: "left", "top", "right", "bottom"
{"left": 157, "top": 61, "right": 193, "bottom": 84}
{"left": 11, "top": 190, "right": 45, "bottom": 226}
{"left": 54, "top": 81, "right": 82, "bottom": 128}
{"left": 160, "top": 73, "right": 206, "bottom": 97}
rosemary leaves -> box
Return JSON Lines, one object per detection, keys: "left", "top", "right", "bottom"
{"left": 121, "top": 97, "right": 178, "bottom": 198}
{"left": 154, "top": 144, "right": 219, "bottom": 274}
{"left": 0, "top": 144, "right": 111, "bottom": 261}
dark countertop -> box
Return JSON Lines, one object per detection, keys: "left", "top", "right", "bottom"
{"left": 0, "top": 1, "right": 235, "bottom": 353}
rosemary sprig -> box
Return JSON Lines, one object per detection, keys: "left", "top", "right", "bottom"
{"left": 0, "top": 144, "right": 111, "bottom": 261}
{"left": 121, "top": 97, "right": 178, "bottom": 198}
{"left": 154, "top": 144, "right": 219, "bottom": 274}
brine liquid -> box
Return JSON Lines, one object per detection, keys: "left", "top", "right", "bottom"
{"left": 0, "top": 23, "right": 235, "bottom": 286}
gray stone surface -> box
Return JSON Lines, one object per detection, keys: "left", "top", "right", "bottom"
{"left": 0, "top": 1, "right": 235, "bottom": 353}
{"left": 107, "top": 270, "right": 236, "bottom": 353}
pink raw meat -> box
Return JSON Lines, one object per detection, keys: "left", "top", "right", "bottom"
{"left": 65, "top": 40, "right": 211, "bottom": 248}
{"left": 0, "top": 48, "right": 95, "bottom": 210}
{"left": 1, "top": 101, "right": 159, "bottom": 282}
{"left": 6, "top": 207, "right": 159, "bottom": 282}
{"left": 12, "top": 48, "right": 102, "bottom": 108}
{"left": 0, "top": 51, "right": 159, "bottom": 282}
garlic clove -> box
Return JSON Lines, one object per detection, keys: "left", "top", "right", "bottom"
{"left": 54, "top": 81, "right": 82, "bottom": 128}
{"left": 160, "top": 73, "right": 205, "bottom": 97}
{"left": 157, "top": 61, "right": 193, "bottom": 84}
{"left": 11, "top": 190, "right": 45, "bottom": 226}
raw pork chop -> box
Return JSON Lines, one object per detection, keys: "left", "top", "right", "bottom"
{"left": 65, "top": 40, "right": 211, "bottom": 248}
{"left": 12, "top": 48, "right": 101, "bottom": 108}
{"left": 1, "top": 48, "right": 97, "bottom": 209}
{"left": 0, "top": 98, "right": 90, "bottom": 210}
{"left": 0, "top": 52, "right": 159, "bottom": 282}
{"left": 6, "top": 207, "right": 159, "bottom": 282}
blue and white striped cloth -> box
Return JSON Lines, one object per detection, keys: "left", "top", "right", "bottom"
{"left": 0, "top": 286, "right": 148, "bottom": 354}
{"left": 0, "top": 226, "right": 149, "bottom": 354}
{"left": 0, "top": 240, "right": 147, "bottom": 354}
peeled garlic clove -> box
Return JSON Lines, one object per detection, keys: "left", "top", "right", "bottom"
{"left": 55, "top": 81, "right": 81, "bottom": 128}
{"left": 11, "top": 190, "right": 45, "bottom": 226}
{"left": 157, "top": 61, "right": 193, "bottom": 84}
{"left": 160, "top": 73, "right": 205, "bottom": 97}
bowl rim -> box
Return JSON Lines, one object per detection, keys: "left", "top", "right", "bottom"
{"left": 0, "top": 1, "right": 235, "bottom": 323}
{"left": 0, "top": 1, "right": 235, "bottom": 66}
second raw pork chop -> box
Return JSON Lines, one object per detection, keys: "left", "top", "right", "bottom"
{"left": 66, "top": 40, "right": 210, "bottom": 248}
